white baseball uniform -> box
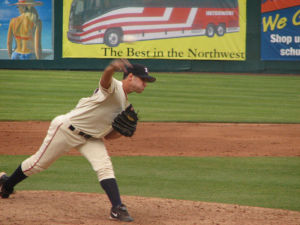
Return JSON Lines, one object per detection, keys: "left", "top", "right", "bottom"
{"left": 21, "top": 78, "right": 128, "bottom": 181}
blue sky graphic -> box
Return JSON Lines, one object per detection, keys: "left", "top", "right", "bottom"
{"left": 0, "top": 0, "right": 53, "bottom": 50}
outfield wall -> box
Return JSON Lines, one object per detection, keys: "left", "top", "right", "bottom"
{"left": 0, "top": 1, "right": 299, "bottom": 74}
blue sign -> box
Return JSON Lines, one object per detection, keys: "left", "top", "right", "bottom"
{"left": 261, "top": 4, "right": 300, "bottom": 61}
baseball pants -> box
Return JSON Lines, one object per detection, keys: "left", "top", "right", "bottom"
{"left": 21, "top": 115, "right": 115, "bottom": 181}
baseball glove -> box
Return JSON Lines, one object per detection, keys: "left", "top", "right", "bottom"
{"left": 112, "top": 104, "right": 138, "bottom": 137}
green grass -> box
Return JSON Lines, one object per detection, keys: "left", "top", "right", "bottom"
{"left": 0, "top": 69, "right": 299, "bottom": 122}
{"left": 0, "top": 155, "right": 299, "bottom": 211}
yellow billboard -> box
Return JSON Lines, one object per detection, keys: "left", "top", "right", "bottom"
{"left": 63, "top": 0, "right": 246, "bottom": 60}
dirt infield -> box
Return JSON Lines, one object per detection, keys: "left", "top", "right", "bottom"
{"left": 0, "top": 121, "right": 300, "bottom": 225}
{"left": 1, "top": 121, "right": 300, "bottom": 157}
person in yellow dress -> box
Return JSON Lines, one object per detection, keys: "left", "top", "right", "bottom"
{"left": 7, "top": 0, "right": 43, "bottom": 60}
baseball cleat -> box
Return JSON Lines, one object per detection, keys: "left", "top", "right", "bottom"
{"left": 110, "top": 204, "right": 134, "bottom": 222}
{"left": 0, "top": 172, "right": 12, "bottom": 199}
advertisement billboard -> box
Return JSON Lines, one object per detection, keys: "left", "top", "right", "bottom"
{"left": 63, "top": 0, "right": 246, "bottom": 60}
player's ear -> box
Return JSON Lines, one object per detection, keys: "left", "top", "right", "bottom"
{"left": 128, "top": 73, "right": 134, "bottom": 80}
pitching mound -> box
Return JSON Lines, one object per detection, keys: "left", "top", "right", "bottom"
{"left": 0, "top": 122, "right": 300, "bottom": 224}
{"left": 1, "top": 191, "right": 300, "bottom": 225}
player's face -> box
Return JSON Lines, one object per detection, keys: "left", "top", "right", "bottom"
{"left": 132, "top": 76, "right": 147, "bottom": 93}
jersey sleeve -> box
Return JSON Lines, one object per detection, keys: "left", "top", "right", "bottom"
{"left": 99, "top": 77, "right": 117, "bottom": 94}
{"left": 88, "top": 78, "right": 118, "bottom": 103}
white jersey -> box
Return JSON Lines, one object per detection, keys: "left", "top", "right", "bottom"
{"left": 65, "top": 78, "right": 128, "bottom": 138}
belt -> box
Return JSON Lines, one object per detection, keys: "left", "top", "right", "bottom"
{"left": 68, "top": 125, "right": 92, "bottom": 139}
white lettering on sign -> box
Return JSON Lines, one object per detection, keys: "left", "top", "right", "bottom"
{"left": 270, "top": 34, "right": 293, "bottom": 45}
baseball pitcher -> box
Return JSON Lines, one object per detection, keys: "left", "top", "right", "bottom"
{"left": 0, "top": 59, "right": 156, "bottom": 222}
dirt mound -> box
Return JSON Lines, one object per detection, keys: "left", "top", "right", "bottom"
{"left": 1, "top": 191, "right": 299, "bottom": 225}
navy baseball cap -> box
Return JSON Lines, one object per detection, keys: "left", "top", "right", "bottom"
{"left": 123, "top": 64, "right": 156, "bottom": 82}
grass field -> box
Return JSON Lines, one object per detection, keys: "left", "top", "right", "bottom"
{"left": 0, "top": 69, "right": 299, "bottom": 212}
{"left": 0, "top": 69, "right": 299, "bottom": 122}
{"left": 0, "top": 155, "right": 299, "bottom": 211}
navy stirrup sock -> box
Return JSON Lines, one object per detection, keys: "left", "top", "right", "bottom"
{"left": 100, "top": 178, "right": 122, "bottom": 207}
{"left": 4, "top": 165, "right": 27, "bottom": 192}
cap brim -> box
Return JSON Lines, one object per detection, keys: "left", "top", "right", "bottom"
{"left": 140, "top": 74, "right": 156, "bottom": 82}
